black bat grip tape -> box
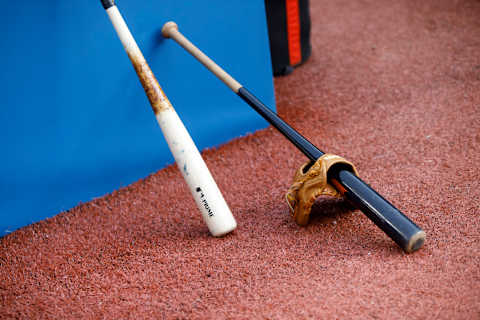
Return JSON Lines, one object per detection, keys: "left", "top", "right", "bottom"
{"left": 101, "top": 0, "right": 115, "bottom": 9}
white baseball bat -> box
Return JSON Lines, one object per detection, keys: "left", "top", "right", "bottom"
{"left": 100, "top": 0, "right": 236, "bottom": 236}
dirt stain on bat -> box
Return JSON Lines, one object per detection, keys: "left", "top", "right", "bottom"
{"left": 127, "top": 51, "right": 172, "bottom": 114}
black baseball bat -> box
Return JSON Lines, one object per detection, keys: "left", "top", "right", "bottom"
{"left": 162, "top": 22, "right": 426, "bottom": 253}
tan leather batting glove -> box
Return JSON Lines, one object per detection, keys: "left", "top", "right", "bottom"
{"left": 286, "top": 154, "right": 359, "bottom": 226}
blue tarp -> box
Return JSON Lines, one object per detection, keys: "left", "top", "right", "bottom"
{"left": 0, "top": 1, "right": 275, "bottom": 235}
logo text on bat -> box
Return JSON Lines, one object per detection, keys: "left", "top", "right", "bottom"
{"left": 196, "top": 187, "right": 214, "bottom": 217}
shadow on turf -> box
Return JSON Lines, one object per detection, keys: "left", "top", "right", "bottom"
{"left": 307, "top": 196, "right": 356, "bottom": 225}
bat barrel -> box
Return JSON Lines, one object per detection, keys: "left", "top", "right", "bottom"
{"left": 163, "top": 22, "right": 426, "bottom": 252}
{"left": 239, "top": 87, "right": 425, "bottom": 253}
{"left": 331, "top": 170, "right": 425, "bottom": 253}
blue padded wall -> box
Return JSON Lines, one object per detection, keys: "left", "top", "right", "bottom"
{"left": 0, "top": 1, "right": 275, "bottom": 235}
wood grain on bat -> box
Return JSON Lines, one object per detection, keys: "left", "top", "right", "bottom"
{"left": 127, "top": 52, "right": 172, "bottom": 114}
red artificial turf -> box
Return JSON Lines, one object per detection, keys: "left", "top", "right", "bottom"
{"left": 1, "top": 0, "right": 479, "bottom": 318}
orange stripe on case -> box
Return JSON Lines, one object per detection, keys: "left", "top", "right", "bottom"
{"left": 286, "top": 0, "right": 302, "bottom": 66}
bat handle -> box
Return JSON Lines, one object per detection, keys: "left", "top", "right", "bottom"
{"left": 162, "top": 22, "right": 243, "bottom": 93}
{"left": 330, "top": 169, "right": 425, "bottom": 253}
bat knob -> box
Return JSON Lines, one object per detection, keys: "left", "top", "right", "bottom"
{"left": 162, "top": 21, "right": 178, "bottom": 38}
